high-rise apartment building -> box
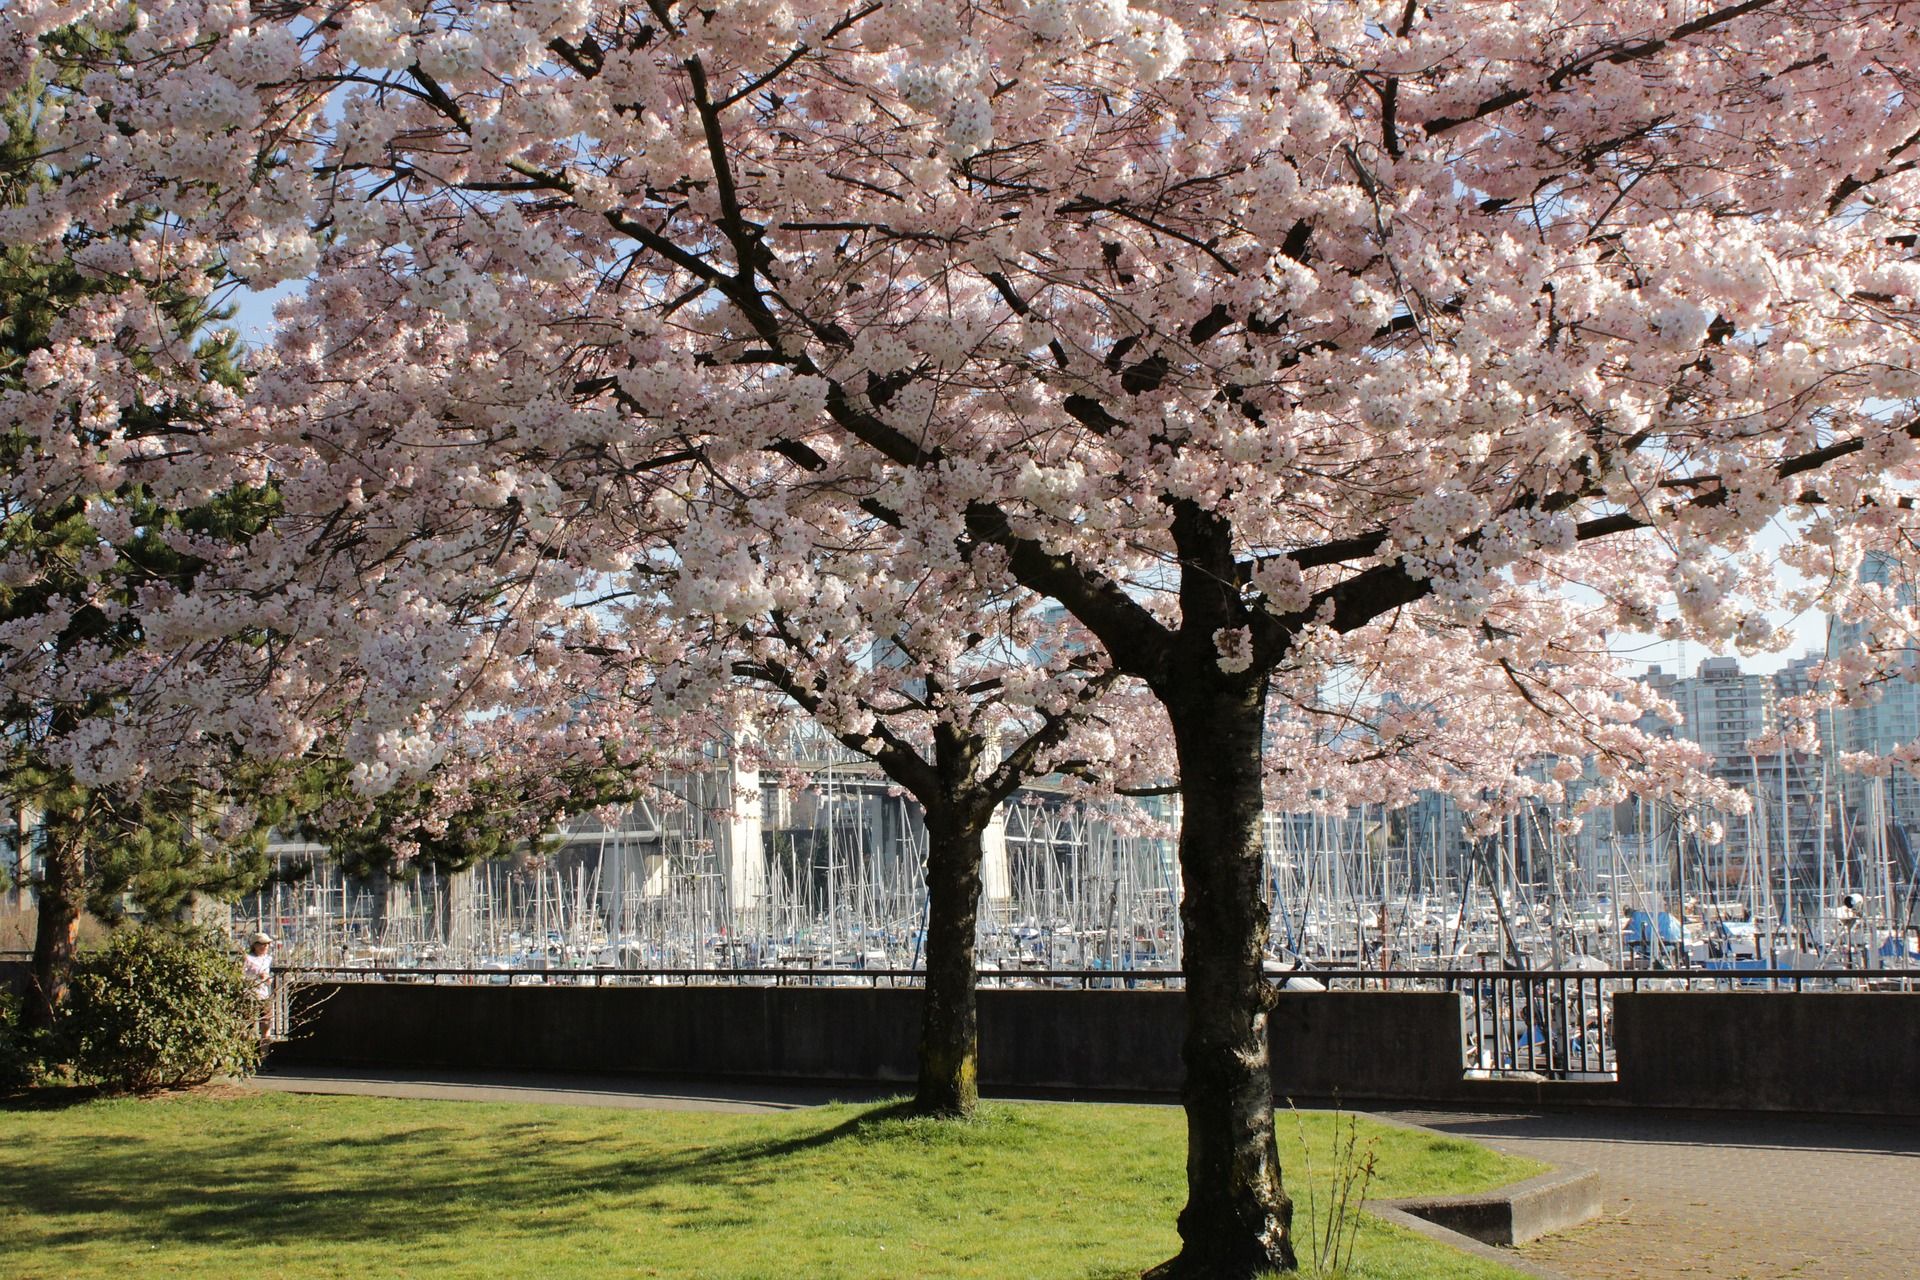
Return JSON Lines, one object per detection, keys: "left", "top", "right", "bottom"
{"left": 1665, "top": 656, "right": 1777, "bottom": 786}
{"left": 1826, "top": 551, "right": 1920, "bottom": 835}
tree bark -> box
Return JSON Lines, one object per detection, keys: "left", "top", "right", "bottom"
{"left": 914, "top": 801, "right": 986, "bottom": 1117}
{"left": 1148, "top": 673, "right": 1294, "bottom": 1279}
{"left": 26, "top": 809, "right": 86, "bottom": 1033}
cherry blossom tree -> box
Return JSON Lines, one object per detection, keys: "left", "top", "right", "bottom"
{"left": 257, "top": 229, "right": 1159, "bottom": 1115}
{"left": 651, "top": 485, "right": 1150, "bottom": 1114}
{"left": 10, "top": 2, "right": 1920, "bottom": 1274}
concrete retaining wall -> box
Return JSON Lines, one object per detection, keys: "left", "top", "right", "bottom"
{"left": 278, "top": 983, "right": 1455, "bottom": 1098}
{"left": 274, "top": 981, "right": 1920, "bottom": 1115}
{"left": 1613, "top": 992, "right": 1920, "bottom": 1114}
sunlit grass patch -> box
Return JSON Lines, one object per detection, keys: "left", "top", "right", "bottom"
{"left": 0, "top": 1091, "right": 1541, "bottom": 1279}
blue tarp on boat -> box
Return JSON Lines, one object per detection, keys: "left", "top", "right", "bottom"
{"left": 1625, "top": 910, "right": 1682, "bottom": 944}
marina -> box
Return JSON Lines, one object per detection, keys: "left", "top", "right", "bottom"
{"left": 236, "top": 744, "right": 1920, "bottom": 982}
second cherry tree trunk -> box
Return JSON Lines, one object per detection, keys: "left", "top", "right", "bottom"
{"left": 914, "top": 803, "right": 986, "bottom": 1117}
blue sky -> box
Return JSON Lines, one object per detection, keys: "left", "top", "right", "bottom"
{"left": 231, "top": 282, "right": 298, "bottom": 345}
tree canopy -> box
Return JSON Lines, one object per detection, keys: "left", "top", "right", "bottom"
{"left": 5, "top": 2, "right": 1920, "bottom": 1273}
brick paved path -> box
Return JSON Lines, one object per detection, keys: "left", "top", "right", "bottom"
{"left": 1384, "top": 1110, "right": 1920, "bottom": 1280}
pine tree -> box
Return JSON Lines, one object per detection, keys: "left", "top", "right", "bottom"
{"left": 0, "top": 33, "right": 292, "bottom": 1026}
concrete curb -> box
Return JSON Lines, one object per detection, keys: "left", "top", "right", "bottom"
{"left": 1372, "top": 1162, "right": 1603, "bottom": 1246}
{"left": 1365, "top": 1203, "right": 1577, "bottom": 1280}
{"left": 1352, "top": 1110, "right": 1598, "bottom": 1278}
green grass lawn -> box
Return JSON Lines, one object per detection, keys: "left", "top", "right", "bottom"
{"left": 0, "top": 1091, "right": 1541, "bottom": 1280}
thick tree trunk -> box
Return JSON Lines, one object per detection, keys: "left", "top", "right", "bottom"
{"left": 26, "top": 813, "right": 86, "bottom": 1033}
{"left": 914, "top": 803, "right": 986, "bottom": 1117}
{"left": 1149, "top": 675, "right": 1294, "bottom": 1279}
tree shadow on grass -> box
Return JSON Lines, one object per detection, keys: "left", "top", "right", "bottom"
{"left": 0, "top": 1084, "right": 105, "bottom": 1112}
{"left": 0, "top": 1097, "right": 927, "bottom": 1259}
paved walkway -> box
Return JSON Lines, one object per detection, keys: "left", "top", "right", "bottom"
{"left": 249, "top": 1065, "right": 892, "bottom": 1113}
{"left": 1384, "top": 1110, "right": 1920, "bottom": 1280}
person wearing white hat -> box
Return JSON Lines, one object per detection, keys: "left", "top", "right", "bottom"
{"left": 243, "top": 933, "right": 274, "bottom": 1038}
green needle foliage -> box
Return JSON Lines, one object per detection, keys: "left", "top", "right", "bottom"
{"left": 323, "top": 750, "right": 647, "bottom": 881}
{"left": 0, "top": 27, "right": 313, "bottom": 1022}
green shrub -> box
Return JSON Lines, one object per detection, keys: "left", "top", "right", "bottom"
{"left": 65, "top": 927, "right": 263, "bottom": 1093}
{"left": 0, "top": 990, "right": 46, "bottom": 1089}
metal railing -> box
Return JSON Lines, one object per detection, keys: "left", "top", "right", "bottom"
{"left": 266, "top": 973, "right": 294, "bottom": 1043}
{"left": 1294, "top": 966, "right": 1920, "bottom": 993}
{"left": 277, "top": 962, "right": 1917, "bottom": 996}
{"left": 278, "top": 964, "right": 1187, "bottom": 990}
{"left": 1449, "top": 971, "right": 1617, "bottom": 1079}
